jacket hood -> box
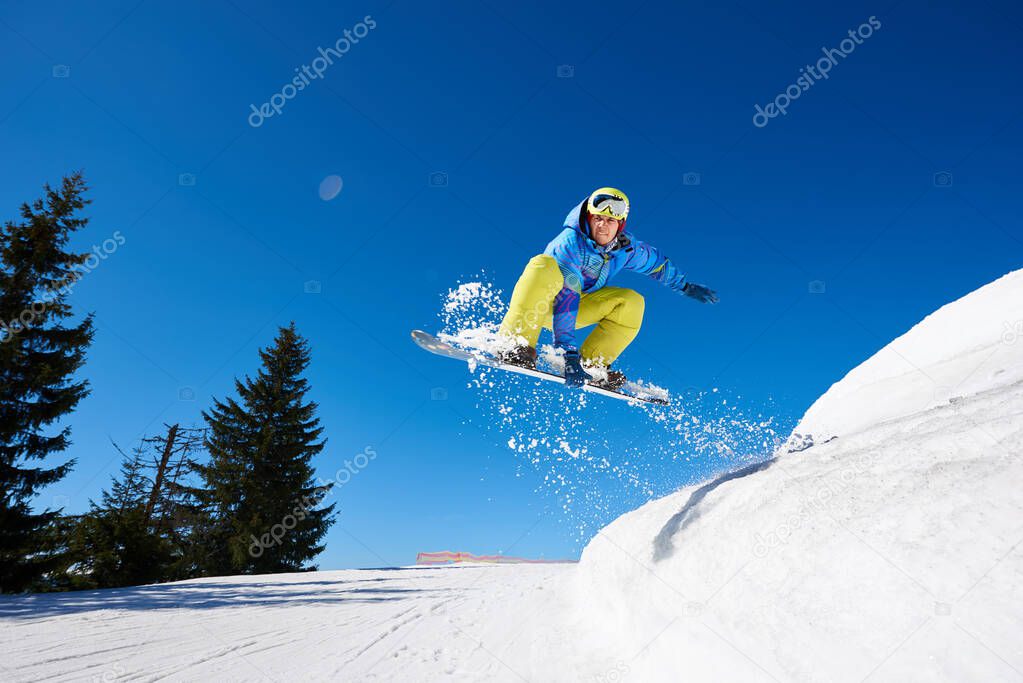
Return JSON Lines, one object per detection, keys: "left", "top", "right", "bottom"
{"left": 563, "top": 199, "right": 588, "bottom": 234}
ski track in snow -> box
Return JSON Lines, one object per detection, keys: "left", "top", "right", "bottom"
{"left": 1, "top": 565, "right": 583, "bottom": 682}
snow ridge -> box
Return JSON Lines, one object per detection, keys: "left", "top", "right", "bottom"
{"left": 797, "top": 268, "right": 1023, "bottom": 439}
{"left": 576, "top": 268, "right": 1023, "bottom": 681}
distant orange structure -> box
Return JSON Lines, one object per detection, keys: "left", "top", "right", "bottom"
{"left": 416, "top": 551, "right": 576, "bottom": 565}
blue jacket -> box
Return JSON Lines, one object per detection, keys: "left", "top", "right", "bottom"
{"left": 545, "top": 199, "right": 688, "bottom": 351}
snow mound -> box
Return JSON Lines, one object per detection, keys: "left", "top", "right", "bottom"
{"left": 797, "top": 268, "right": 1023, "bottom": 440}
{"left": 575, "top": 269, "right": 1023, "bottom": 681}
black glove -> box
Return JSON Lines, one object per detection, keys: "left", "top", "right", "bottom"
{"left": 563, "top": 350, "right": 592, "bottom": 387}
{"left": 682, "top": 282, "right": 719, "bottom": 304}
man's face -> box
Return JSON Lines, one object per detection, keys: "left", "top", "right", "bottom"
{"left": 589, "top": 214, "right": 621, "bottom": 246}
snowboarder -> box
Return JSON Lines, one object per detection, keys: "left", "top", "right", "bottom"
{"left": 498, "top": 187, "right": 718, "bottom": 390}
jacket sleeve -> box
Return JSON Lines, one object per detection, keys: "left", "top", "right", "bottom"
{"left": 544, "top": 229, "right": 585, "bottom": 352}
{"left": 624, "top": 237, "right": 687, "bottom": 293}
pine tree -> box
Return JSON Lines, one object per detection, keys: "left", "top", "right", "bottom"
{"left": 68, "top": 443, "right": 172, "bottom": 589}
{"left": 102, "top": 442, "right": 152, "bottom": 513}
{"left": 144, "top": 424, "right": 206, "bottom": 580}
{"left": 65, "top": 425, "right": 207, "bottom": 589}
{"left": 190, "top": 324, "right": 335, "bottom": 575}
{"left": 142, "top": 425, "right": 205, "bottom": 530}
{"left": 0, "top": 173, "right": 94, "bottom": 593}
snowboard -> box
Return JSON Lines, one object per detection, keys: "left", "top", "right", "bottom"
{"left": 411, "top": 330, "right": 670, "bottom": 406}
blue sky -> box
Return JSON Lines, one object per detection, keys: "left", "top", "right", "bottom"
{"left": 1, "top": 0, "right": 1020, "bottom": 568}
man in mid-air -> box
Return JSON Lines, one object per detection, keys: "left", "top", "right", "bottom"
{"left": 498, "top": 187, "right": 718, "bottom": 390}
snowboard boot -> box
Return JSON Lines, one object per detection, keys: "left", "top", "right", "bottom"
{"left": 589, "top": 368, "right": 627, "bottom": 391}
{"left": 499, "top": 344, "right": 537, "bottom": 370}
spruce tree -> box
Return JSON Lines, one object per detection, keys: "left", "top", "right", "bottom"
{"left": 192, "top": 324, "right": 334, "bottom": 575}
{"left": 69, "top": 444, "right": 172, "bottom": 589}
{"left": 144, "top": 424, "right": 207, "bottom": 580}
{"left": 0, "top": 173, "right": 94, "bottom": 593}
{"left": 66, "top": 426, "right": 206, "bottom": 589}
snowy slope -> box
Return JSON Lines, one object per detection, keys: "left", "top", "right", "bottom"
{"left": 576, "top": 268, "right": 1023, "bottom": 681}
{"left": 0, "top": 564, "right": 588, "bottom": 682}
{"left": 3, "top": 269, "right": 1022, "bottom": 682}
{"left": 796, "top": 268, "right": 1023, "bottom": 440}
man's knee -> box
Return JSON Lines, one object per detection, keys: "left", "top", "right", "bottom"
{"left": 523, "top": 254, "right": 564, "bottom": 298}
{"left": 621, "top": 288, "right": 645, "bottom": 313}
{"left": 527, "top": 254, "right": 561, "bottom": 276}
{"left": 618, "top": 289, "right": 645, "bottom": 327}
{"left": 506, "top": 255, "right": 562, "bottom": 333}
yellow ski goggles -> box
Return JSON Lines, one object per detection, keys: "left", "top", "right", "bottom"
{"left": 587, "top": 187, "right": 630, "bottom": 221}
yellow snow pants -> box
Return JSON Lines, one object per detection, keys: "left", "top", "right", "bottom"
{"left": 498, "top": 254, "right": 644, "bottom": 365}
